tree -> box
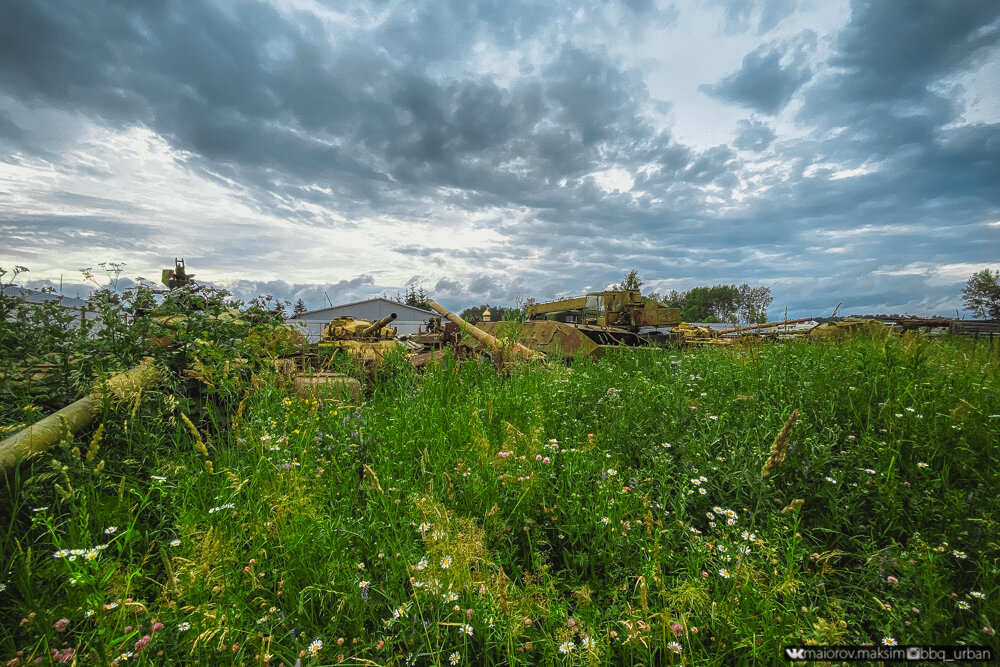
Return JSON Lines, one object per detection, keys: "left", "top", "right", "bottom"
{"left": 962, "top": 268, "right": 1000, "bottom": 319}
{"left": 736, "top": 283, "right": 773, "bottom": 324}
{"left": 293, "top": 299, "right": 308, "bottom": 316}
{"left": 706, "top": 284, "right": 739, "bottom": 322}
{"left": 647, "top": 283, "right": 772, "bottom": 323}
{"left": 404, "top": 286, "right": 433, "bottom": 310}
{"left": 618, "top": 269, "right": 643, "bottom": 291}
{"left": 459, "top": 304, "right": 512, "bottom": 322}
{"left": 681, "top": 287, "right": 709, "bottom": 321}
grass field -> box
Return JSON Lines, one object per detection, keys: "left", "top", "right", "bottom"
{"left": 1, "top": 326, "right": 999, "bottom": 665}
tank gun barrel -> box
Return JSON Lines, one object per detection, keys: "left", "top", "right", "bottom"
{"left": 426, "top": 299, "right": 541, "bottom": 360}
{"left": 362, "top": 312, "right": 397, "bottom": 336}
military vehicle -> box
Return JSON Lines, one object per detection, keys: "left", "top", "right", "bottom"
{"left": 474, "top": 289, "right": 682, "bottom": 360}
{"left": 426, "top": 300, "right": 540, "bottom": 362}
{"left": 314, "top": 313, "right": 400, "bottom": 365}
{"left": 277, "top": 313, "right": 399, "bottom": 397}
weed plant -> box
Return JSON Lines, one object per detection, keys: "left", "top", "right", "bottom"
{"left": 1, "top": 314, "right": 998, "bottom": 665}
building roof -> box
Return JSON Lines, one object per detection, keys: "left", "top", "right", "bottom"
{"left": 288, "top": 297, "right": 436, "bottom": 320}
{"left": 3, "top": 287, "right": 88, "bottom": 308}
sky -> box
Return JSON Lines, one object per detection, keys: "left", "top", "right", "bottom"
{"left": 1, "top": 0, "right": 998, "bottom": 318}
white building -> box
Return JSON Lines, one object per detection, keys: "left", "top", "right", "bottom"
{"left": 287, "top": 298, "right": 437, "bottom": 341}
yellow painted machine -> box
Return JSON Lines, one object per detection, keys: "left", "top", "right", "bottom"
{"left": 475, "top": 289, "right": 682, "bottom": 360}
{"left": 525, "top": 289, "right": 682, "bottom": 329}
{"left": 317, "top": 313, "right": 400, "bottom": 364}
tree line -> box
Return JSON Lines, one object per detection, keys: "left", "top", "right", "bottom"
{"left": 648, "top": 284, "right": 774, "bottom": 324}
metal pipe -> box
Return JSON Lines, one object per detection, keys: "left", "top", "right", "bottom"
{"left": 718, "top": 317, "right": 815, "bottom": 335}
{"left": 1, "top": 359, "right": 163, "bottom": 472}
{"left": 425, "top": 299, "right": 541, "bottom": 360}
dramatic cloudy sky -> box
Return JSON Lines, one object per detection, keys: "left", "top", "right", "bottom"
{"left": 1, "top": 0, "right": 998, "bottom": 317}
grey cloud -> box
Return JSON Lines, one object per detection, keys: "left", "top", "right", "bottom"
{"left": 704, "top": 32, "right": 815, "bottom": 114}
{"left": 1, "top": 1, "right": 998, "bottom": 319}
{"left": 434, "top": 278, "right": 462, "bottom": 294}
{"left": 467, "top": 275, "right": 503, "bottom": 297}
{"left": 718, "top": 0, "right": 797, "bottom": 34}
{"left": 681, "top": 146, "right": 736, "bottom": 184}
{"left": 829, "top": 1, "right": 1000, "bottom": 102}
{"left": 0, "top": 216, "right": 158, "bottom": 245}
{"left": 0, "top": 108, "right": 23, "bottom": 142}
{"left": 0, "top": 0, "right": 698, "bottom": 229}
{"left": 799, "top": 1, "right": 1000, "bottom": 149}
{"left": 733, "top": 117, "right": 775, "bottom": 152}
{"left": 225, "top": 274, "right": 377, "bottom": 308}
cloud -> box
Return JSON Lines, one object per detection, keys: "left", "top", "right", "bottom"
{"left": 703, "top": 32, "right": 815, "bottom": 114}
{"left": 0, "top": 1, "right": 998, "bottom": 319}
{"left": 717, "top": 0, "right": 797, "bottom": 34}
{"left": 733, "top": 118, "right": 776, "bottom": 152}
{"left": 799, "top": 1, "right": 1000, "bottom": 147}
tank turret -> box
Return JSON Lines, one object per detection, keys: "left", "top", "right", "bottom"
{"left": 316, "top": 314, "right": 401, "bottom": 365}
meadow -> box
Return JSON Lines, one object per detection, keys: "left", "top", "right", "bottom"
{"left": 1, "top": 289, "right": 999, "bottom": 665}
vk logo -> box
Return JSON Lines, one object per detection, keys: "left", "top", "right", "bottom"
{"left": 785, "top": 647, "right": 807, "bottom": 660}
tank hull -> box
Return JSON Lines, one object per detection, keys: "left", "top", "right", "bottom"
{"left": 475, "top": 320, "right": 655, "bottom": 361}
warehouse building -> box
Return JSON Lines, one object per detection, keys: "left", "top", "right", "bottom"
{"left": 287, "top": 298, "right": 437, "bottom": 341}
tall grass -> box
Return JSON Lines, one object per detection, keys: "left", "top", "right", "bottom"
{"left": 1, "top": 332, "right": 998, "bottom": 665}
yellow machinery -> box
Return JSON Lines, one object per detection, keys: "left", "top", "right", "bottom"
{"left": 317, "top": 313, "right": 400, "bottom": 364}
{"left": 525, "top": 289, "right": 681, "bottom": 330}
{"left": 473, "top": 289, "right": 682, "bottom": 360}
